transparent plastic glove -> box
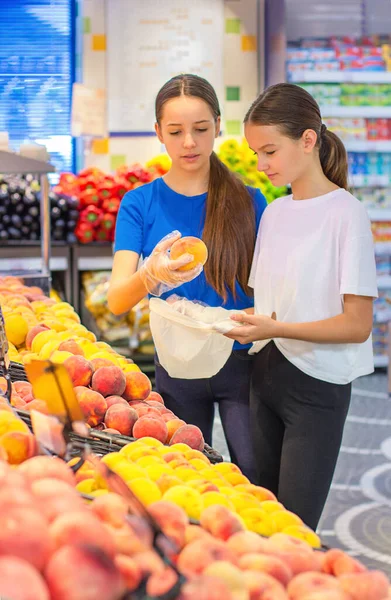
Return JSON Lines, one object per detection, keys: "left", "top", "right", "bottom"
{"left": 139, "top": 231, "right": 204, "bottom": 296}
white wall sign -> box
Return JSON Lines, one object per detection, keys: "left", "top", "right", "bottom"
{"left": 106, "top": 0, "right": 224, "bottom": 134}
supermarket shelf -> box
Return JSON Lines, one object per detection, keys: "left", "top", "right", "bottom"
{"left": 71, "top": 243, "right": 114, "bottom": 314}
{"left": 289, "top": 71, "right": 391, "bottom": 84}
{"left": 0, "top": 244, "right": 72, "bottom": 302}
{"left": 377, "top": 276, "right": 391, "bottom": 289}
{"left": 367, "top": 209, "right": 391, "bottom": 222}
{"left": 78, "top": 257, "right": 113, "bottom": 270}
{"left": 345, "top": 141, "right": 391, "bottom": 153}
{"left": 320, "top": 106, "right": 391, "bottom": 118}
{"left": 375, "top": 242, "right": 391, "bottom": 256}
{"left": 350, "top": 175, "right": 391, "bottom": 188}
{"left": 374, "top": 355, "right": 388, "bottom": 368}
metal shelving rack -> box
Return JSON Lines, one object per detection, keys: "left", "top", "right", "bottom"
{"left": 0, "top": 150, "right": 55, "bottom": 295}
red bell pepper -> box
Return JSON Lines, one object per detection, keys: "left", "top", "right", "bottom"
{"left": 97, "top": 178, "right": 118, "bottom": 201}
{"left": 102, "top": 197, "right": 120, "bottom": 214}
{"left": 115, "top": 177, "right": 132, "bottom": 198}
{"left": 75, "top": 221, "right": 94, "bottom": 244}
{"left": 77, "top": 176, "right": 97, "bottom": 192}
{"left": 79, "top": 187, "right": 101, "bottom": 209}
{"left": 117, "top": 165, "right": 151, "bottom": 185}
{"left": 100, "top": 213, "right": 116, "bottom": 231}
{"left": 78, "top": 167, "right": 104, "bottom": 179}
{"left": 94, "top": 226, "right": 112, "bottom": 242}
{"left": 79, "top": 205, "right": 103, "bottom": 227}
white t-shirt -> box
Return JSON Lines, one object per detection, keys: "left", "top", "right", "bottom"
{"left": 249, "top": 188, "right": 378, "bottom": 385}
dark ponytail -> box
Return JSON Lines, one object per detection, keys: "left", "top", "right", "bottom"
{"left": 244, "top": 83, "right": 348, "bottom": 189}
{"left": 156, "top": 74, "right": 256, "bottom": 302}
{"left": 319, "top": 129, "right": 348, "bottom": 189}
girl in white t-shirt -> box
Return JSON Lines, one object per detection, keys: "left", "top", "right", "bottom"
{"left": 226, "top": 83, "right": 378, "bottom": 530}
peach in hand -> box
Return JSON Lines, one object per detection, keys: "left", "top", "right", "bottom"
{"left": 170, "top": 236, "right": 208, "bottom": 271}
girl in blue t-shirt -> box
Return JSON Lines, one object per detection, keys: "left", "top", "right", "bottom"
{"left": 108, "top": 74, "right": 267, "bottom": 481}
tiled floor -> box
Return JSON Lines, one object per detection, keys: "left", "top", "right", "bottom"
{"left": 211, "top": 370, "right": 391, "bottom": 576}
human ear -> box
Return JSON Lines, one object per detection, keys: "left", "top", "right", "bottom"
{"left": 302, "top": 128, "right": 317, "bottom": 153}
{"left": 215, "top": 116, "right": 221, "bottom": 138}
{"left": 155, "top": 122, "right": 164, "bottom": 144}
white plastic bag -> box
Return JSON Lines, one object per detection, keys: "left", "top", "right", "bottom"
{"left": 149, "top": 297, "right": 245, "bottom": 379}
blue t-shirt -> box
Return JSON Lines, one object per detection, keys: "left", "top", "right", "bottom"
{"left": 114, "top": 177, "right": 267, "bottom": 349}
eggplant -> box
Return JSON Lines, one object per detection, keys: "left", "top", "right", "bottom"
{"left": 11, "top": 214, "right": 22, "bottom": 228}
{"left": 8, "top": 227, "right": 21, "bottom": 240}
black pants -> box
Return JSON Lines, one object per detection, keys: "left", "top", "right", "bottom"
{"left": 251, "top": 342, "right": 351, "bottom": 531}
{"left": 155, "top": 350, "right": 257, "bottom": 482}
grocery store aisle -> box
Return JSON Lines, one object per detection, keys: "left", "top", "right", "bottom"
{"left": 212, "top": 371, "right": 391, "bottom": 576}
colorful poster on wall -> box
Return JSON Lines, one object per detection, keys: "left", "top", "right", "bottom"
{"left": 106, "top": 0, "right": 224, "bottom": 134}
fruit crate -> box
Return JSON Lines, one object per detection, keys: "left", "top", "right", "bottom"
{"left": 15, "top": 407, "right": 223, "bottom": 464}
{"left": 1, "top": 361, "right": 223, "bottom": 463}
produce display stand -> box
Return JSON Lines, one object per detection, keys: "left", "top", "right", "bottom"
{"left": 0, "top": 360, "right": 223, "bottom": 465}
{"left": 0, "top": 241, "right": 72, "bottom": 303}
{"left": 71, "top": 241, "right": 114, "bottom": 314}
{"left": 0, "top": 150, "right": 55, "bottom": 295}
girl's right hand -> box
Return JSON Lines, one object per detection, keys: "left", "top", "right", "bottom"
{"left": 139, "top": 231, "right": 204, "bottom": 296}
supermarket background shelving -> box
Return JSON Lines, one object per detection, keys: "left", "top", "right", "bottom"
{"left": 284, "top": 0, "right": 391, "bottom": 368}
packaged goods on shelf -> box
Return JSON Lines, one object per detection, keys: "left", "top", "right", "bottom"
{"left": 371, "top": 220, "right": 391, "bottom": 243}
{"left": 355, "top": 187, "right": 391, "bottom": 211}
{"left": 81, "top": 271, "right": 153, "bottom": 351}
{"left": 348, "top": 152, "right": 391, "bottom": 176}
{"left": 374, "top": 291, "right": 391, "bottom": 324}
{"left": 299, "top": 83, "right": 391, "bottom": 107}
{"left": 372, "top": 322, "right": 388, "bottom": 357}
{"left": 287, "top": 35, "right": 391, "bottom": 75}
{"left": 376, "top": 254, "right": 391, "bottom": 277}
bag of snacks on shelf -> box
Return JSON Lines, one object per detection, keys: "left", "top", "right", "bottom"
{"left": 149, "top": 296, "right": 245, "bottom": 379}
{"left": 82, "top": 272, "right": 153, "bottom": 349}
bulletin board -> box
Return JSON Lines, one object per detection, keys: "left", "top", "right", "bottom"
{"left": 106, "top": 0, "right": 224, "bottom": 135}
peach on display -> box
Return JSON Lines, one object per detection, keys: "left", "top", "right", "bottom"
{"left": 238, "top": 553, "right": 293, "bottom": 586}
{"left": 105, "top": 395, "right": 129, "bottom": 409}
{"left": 166, "top": 419, "right": 186, "bottom": 442}
{"left": 104, "top": 404, "right": 138, "bottom": 436}
{"left": 49, "top": 511, "right": 116, "bottom": 557}
{"left": 0, "top": 556, "right": 50, "bottom": 600}
{"left": 58, "top": 339, "right": 84, "bottom": 356}
{"left": 200, "top": 504, "right": 244, "bottom": 541}
{"left": 148, "top": 499, "right": 189, "bottom": 549}
{"left": 74, "top": 386, "right": 107, "bottom": 427}
{"left": 177, "top": 538, "right": 236, "bottom": 578}
{"left": 123, "top": 371, "right": 152, "bottom": 401}
{"left": 132, "top": 415, "right": 168, "bottom": 444}
{"left": 146, "top": 391, "right": 164, "bottom": 404}
{"left": 18, "top": 455, "right": 76, "bottom": 486}
{"left": 169, "top": 424, "right": 205, "bottom": 451}
{"left": 0, "top": 507, "right": 51, "bottom": 571}
{"left": 64, "top": 355, "right": 93, "bottom": 387}
{"left": 45, "top": 544, "right": 125, "bottom": 600}
{"left": 91, "top": 366, "right": 126, "bottom": 397}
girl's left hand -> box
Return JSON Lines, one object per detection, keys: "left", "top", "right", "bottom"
{"left": 224, "top": 312, "right": 279, "bottom": 344}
